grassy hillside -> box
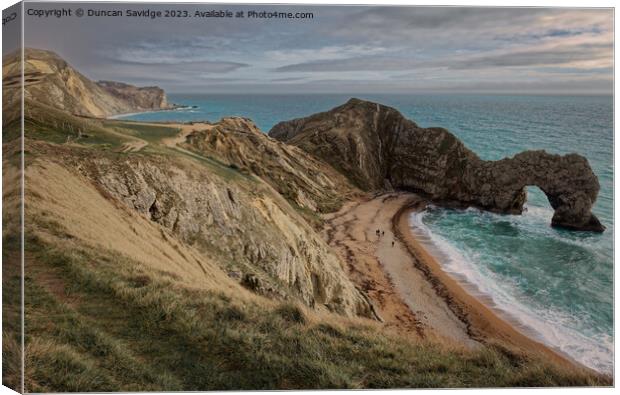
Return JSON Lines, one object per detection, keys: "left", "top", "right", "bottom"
{"left": 4, "top": 233, "right": 608, "bottom": 391}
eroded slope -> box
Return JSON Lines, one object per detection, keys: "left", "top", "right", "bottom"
{"left": 181, "top": 117, "right": 358, "bottom": 214}
{"left": 22, "top": 124, "right": 375, "bottom": 318}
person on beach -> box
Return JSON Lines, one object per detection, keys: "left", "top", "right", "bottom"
{"left": 392, "top": 240, "right": 395, "bottom": 247}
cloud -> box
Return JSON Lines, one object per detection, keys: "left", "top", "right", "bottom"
{"left": 274, "top": 56, "right": 418, "bottom": 72}
{"left": 274, "top": 31, "right": 612, "bottom": 73}
{"left": 329, "top": 7, "right": 612, "bottom": 44}
{"left": 265, "top": 44, "right": 392, "bottom": 64}
{"left": 271, "top": 77, "right": 308, "bottom": 82}
{"left": 98, "top": 36, "right": 252, "bottom": 66}
{"left": 85, "top": 61, "right": 250, "bottom": 91}
{"left": 23, "top": 5, "right": 613, "bottom": 94}
{"left": 446, "top": 41, "right": 612, "bottom": 70}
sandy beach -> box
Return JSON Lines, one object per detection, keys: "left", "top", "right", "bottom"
{"left": 324, "top": 192, "right": 587, "bottom": 372}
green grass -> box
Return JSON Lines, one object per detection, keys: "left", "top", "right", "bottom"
{"left": 171, "top": 145, "right": 257, "bottom": 183}
{"left": 7, "top": 233, "right": 609, "bottom": 392}
{"left": 24, "top": 118, "right": 75, "bottom": 145}
{"left": 104, "top": 121, "right": 180, "bottom": 143}
{"left": 2, "top": 120, "right": 22, "bottom": 143}
{"left": 23, "top": 108, "right": 256, "bottom": 184}
{"left": 22, "top": 102, "right": 128, "bottom": 149}
{"left": 100, "top": 121, "right": 252, "bottom": 183}
{"left": 24, "top": 119, "right": 126, "bottom": 149}
{"left": 20, "top": 100, "right": 182, "bottom": 151}
{"left": 2, "top": 236, "right": 23, "bottom": 392}
{"left": 19, "top": 101, "right": 260, "bottom": 187}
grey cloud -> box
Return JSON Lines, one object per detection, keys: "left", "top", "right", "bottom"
{"left": 347, "top": 7, "right": 547, "bottom": 30}
{"left": 112, "top": 59, "right": 250, "bottom": 72}
{"left": 275, "top": 40, "right": 612, "bottom": 73}
{"left": 337, "top": 7, "right": 611, "bottom": 33}
{"left": 447, "top": 43, "right": 612, "bottom": 70}
{"left": 275, "top": 57, "right": 420, "bottom": 72}
{"left": 271, "top": 77, "right": 307, "bottom": 82}
{"left": 85, "top": 61, "right": 249, "bottom": 90}
{"left": 536, "top": 66, "right": 613, "bottom": 74}
{"left": 328, "top": 7, "right": 549, "bottom": 44}
{"left": 327, "top": 7, "right": 612, "bottom": 54}
{"left": 99, "top": 36, "right": 248, "bottom": 65}
{"left": 21, "top": 4, "right": 613, "bottom": 95}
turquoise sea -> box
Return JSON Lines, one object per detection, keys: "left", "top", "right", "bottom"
{"left": 120, "top": 94, "right": 613, "bottom": 373}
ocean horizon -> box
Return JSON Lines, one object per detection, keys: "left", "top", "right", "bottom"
{"left": 119, "top": 93, "right": 613, "bottom": 373}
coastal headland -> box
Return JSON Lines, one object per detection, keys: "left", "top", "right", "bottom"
{"left": 2, "top": 48, "right": 610, "bottom": 390}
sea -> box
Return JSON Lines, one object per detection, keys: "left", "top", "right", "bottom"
{"left": 119, "top": 93, "right": 613, "bottom": 374}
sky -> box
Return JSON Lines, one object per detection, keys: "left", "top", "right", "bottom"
{"left": 15, "top": 2, "right": 615, "bottom": 94}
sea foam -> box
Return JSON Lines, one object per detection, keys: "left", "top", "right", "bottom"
{"left": 409, "top": 208, "right": 613, "bottom": 374}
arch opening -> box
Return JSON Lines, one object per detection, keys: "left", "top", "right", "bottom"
{"left": 522, "top": 185, "right": 554, "bottom": 222}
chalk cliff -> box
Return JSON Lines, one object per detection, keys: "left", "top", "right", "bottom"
{"left": 2, "top": 48, "right": 173, "bottom": 121}
{"left": 96, "top": 80, "right": 171, "bottom": 113}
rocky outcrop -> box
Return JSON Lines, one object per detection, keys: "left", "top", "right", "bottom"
{"left": 2, "top": 48, "right": 173, "bottom": 120}
{"left": 181, "top": 117, "right": 357, "bottom": 214}
{"left": 96, "top": 81, "right": 172, "bottom": 112}
{"left": 270, "top": 98, "right": 604, "bottom": 232}
{"left": 55, "top": 142, "right": 376, "bottom": 318}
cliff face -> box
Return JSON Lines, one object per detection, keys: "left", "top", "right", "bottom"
{"left": 76, "top": 151, "right": 374, "bottom": 318}
{"left": 2, "top": 48, "right": 172, "bottom": 120}
{"left": 270, "top": 98, "right": 604, "bottom": 232}
{"left": 181, "top": 117, "right": 357, "bottom": 213}
{"left": 97, "top": 80, "right": 171, "bottom": 112}
{"left": 269, "top": 99, "right": 413, "bottom": 191}
{"left": 15, "top": 97, "right": 376, "bottom": 318}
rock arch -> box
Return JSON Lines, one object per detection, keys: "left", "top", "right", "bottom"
{"left": 270, "top": 98, "right": 605, "bottom": 232}
{"left": 465, "top": 151, "right": 604, "bottom": 232}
